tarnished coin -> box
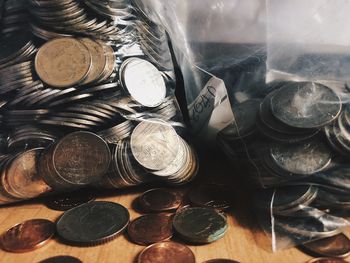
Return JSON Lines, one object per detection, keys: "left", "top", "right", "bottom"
{"left": 138, "top": 242, "right": 195, "bottom": 263}
{"left": 270, "top": 82, "right": 341, "bottom": 129}
{"left": 138, "top": 188, "right": 183, "bottom": 212}
{"left": 0, "top": 219, "right": 55, "bottom": 252}
{"left": 188, "top": 184, "right": 233, "bottom": 211}
{"left": 173, "top": 207, "right": 228, "bottom": 244}
{"left": 269, "top": 138, "right": 332, "bottom": 175}
{"left": 128, "top": 214, "right": 173, "bottom": 245}
{"left": 120, "top": 58, "right": 166, "bottom": 107}
{"left": 35, "top": 37, "right": 91, "bottom": 87}
{"left": 39, "top": 256, "right": 83, "bottom": 263}
{"left": 45, "top": 190, "right": 95, "bottom": 211}
{"left": 203, "top": 260, "right": 240, "bottom": 263}
{"left": 47, "top": 131, "right": 111, "bottom": 188}
{"left": 130, "top": 119, "right": 179, "bottom": 171}
{"left": 307, "top": 258, "right": 349, "bottom": 263}
{"left": 56, "top": 201, "right": 129, "bottom": 245}
{"left": 301, "top": 234, "right": 350, "bottom": 258}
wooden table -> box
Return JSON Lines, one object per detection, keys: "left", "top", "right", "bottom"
{"left": 0, "top": 150, "right": 348, "bottom": 263}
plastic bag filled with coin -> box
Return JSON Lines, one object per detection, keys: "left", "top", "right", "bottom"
{"left": 0, "top": 0, "right": 199, "bottom": 205}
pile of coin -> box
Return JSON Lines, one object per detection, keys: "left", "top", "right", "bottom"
{"left": 0, "top": 185, "right": 237, "bottom": 263}
{"left": 218, "top": 80, "right": 350, "bottom": 250}
{"left": 0, "top": 0, "right": 30, "bottom": 36}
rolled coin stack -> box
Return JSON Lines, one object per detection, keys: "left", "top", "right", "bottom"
{"left": 0, "top": 0, "right": 197, "bottom": 205}
{"left": 218, "top": 81, "right": 350, "bottom": 247}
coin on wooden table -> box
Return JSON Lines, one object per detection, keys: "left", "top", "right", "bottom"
{"left": 173, "top": 207, "right": 228, "bottom": 244}
{"left": 138, "top": 188, "right": 183, "bottom": 213}
{"left": 130, "top": 119, "right": 179, "bottom": 171}
{"left": 307, "top": 258, "right": 349, "bottom": 263}
{"left": 56, "top": 201, "right": 129, "bottom": 245}
{"left": 0, "top": 219, "right": 55, "bottom": 252}
{"left": 128, "top": 214, "right": 173, "bottom": 245}
{"left": 203, "top": 260, "right": 240, "bottom": 263}
{"left": 35, "top": 37, "right": 91, "bottom": 88}
{"left": 39, "top": 256, "right": 82, "bottom": 263}
{"left": 45, "top": 190, "right": 95, "bottom": 211}
{"left": 138, "top": 242, "right": 195, "bottom": 263}
{"left": 300, "top": 234, "right": 350, "bottom": 258}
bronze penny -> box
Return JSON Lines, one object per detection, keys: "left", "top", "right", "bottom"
{"left": 128, "top": 214, "right": 173, "bottom": 245}
{"left": 188, "top": 184, "right": 233, "bottom": 211}
{"left": 138, "top": 188, "right": 183, "bottom": 213}
{"left": 35, "top": 37, "right": 91, "bottom": 88}
{"left": 0, "top": 219, "right": 55, "bottom": 252}
{"left": 203, "top": 260, "right": 240, "bottom": 263}
{"left": 307, "top": 258, "right": 349, "bottom": 263}
{"left": 301, "top": 234, "right": 350, "bottom": 258}
{"left": 39, "top": 256, "right": 82, "bottom": 263}
{"left": 138, "top": 241, "right": 195, "bottom": 263}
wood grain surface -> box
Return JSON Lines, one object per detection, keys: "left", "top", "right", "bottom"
{"left": 0, "top": 150, "right": 348, "bottom": 263}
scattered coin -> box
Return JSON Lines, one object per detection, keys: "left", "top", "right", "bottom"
{"left": 306, "top": 258, "right": 349, "bottom": 263}
{"left": 45, "top": 190, "right": 95, "bottom": 211}
{"left": 138, "top": 242, "right": 195, "bottom": 263}
{"left": 39, "top": 256, "right": 83, "bottom": 263}
{"left": 173, "top": 207, "right": 228, "bottom": 244}
{"left": 138, "top": 188, "right": 183, "bottom": 213}
{"left": 300, "top": 234, "right": 350, "bottom": 258}
{"left": 56, "top": 201, "right": 129, "bottom": 245}
{"left": 128, "top": 214, "right": 173, "bottom": 245}
{"left": 203, "top": 260, "right": 240, "bottom": 263}
{"left": 0, "top": 219, "right": 55, "bottom": 252}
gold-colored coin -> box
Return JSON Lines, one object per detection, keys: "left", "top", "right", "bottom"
{"left": 35, "top": 37, "right": 91, "bottom": 88}
{"left": 80, "top": 38, "right": 106, "bottom": 85}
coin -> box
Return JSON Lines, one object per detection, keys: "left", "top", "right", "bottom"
{"left": 120, "top": 58, "right": 166, "bottom": 107}
{"left": 0, "top": 219, "right": 55, "bottom": 252}
{"left": 270, "top": 82, "right": 341, "bottom": 129}
{"left": 300, "top": 233, "right": 350, "bottom": 258}
{"left": 188, "top": 184, "right": 233, "bottom": 211}
{"left": 138, "top": 242, "right": 195, "bottom": 263}
{"left": 130, "top": 119, "right": 179, "bottom": 171}
{"left": 307, "top": 258, "right": 349, "bottom": 263}
{"left": 45, "top": 190, "right": 95, "bottom": 211}
{"left": 138, "top": 188, "right": 183, "bottom": 212}
{"left": 203, "top": 260, "right": 240, "bottom": 263}
{"left": 173, "top": 207, "right": 228, "bottom": 244}
{"left": 56, "top": 201, "right": 129, "bottom": 245}
{"left": 35, "top": 37, "right": 92, "bottom": 88}
{"left": 39, "top": 256, "right": 83, "bottom": 263}
{"left": 128, "top": 214, "right": 173, "bottom": 245}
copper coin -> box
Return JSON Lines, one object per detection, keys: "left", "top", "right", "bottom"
{"left": 39, "top": 256, "right": 82, "bottom": 263}
{"left": 138, "top": 188, "right": 182, "bottom": 213}
{"left": 188, "top": 184, "right": 233, "bottom": 211}
{"left": 45, "top": 190, "right": 95, "bottom": 211}
{"left": 301, "top": 234, "right": 350, "bottom": 258}
{"left": 128, "top": 214, "right": 173, "bottom": 245}
{"left": 307, "top": 258, "right": 349, "bottom": 263}
{"left": 203, "top": 260, "right": 240, "bottom": 263}
{"left": 0, "top": 219, "right": 55, "bottom": 252}
{"left": 138, "top": 242, "right": 195, "bottom": 263}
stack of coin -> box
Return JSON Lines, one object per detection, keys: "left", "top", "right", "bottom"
{"left": 0, "top": 0, "right": 30, "bottom": 36}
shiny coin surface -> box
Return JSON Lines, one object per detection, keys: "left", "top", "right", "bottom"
{"left": 56, "top": 201, "right": 129, "bottom": 245}
{"left": 35, "top": 37, "right": 91, "bottom": 87}
{"left": 130, "top": 119, "right": 179, "bottom": 171}
{"left": 271, "top": 82, "right": 341, "bottom": 129}
{"left": 45, "top": 190, "right": 95, "bottom": 211}
{"left": 120, "top": 58, "right": 166, "bottom": 107}
{"left": 307, "top": 258, "right": 349, "bottom": 263}
{"left": 138, "top": 242, "right": 195, "bottom": 263}
{"left": 138, "top": 188, "right": 183, "bottom": 212}
{"left": 301, "top": 234, "right": 350, "bottom": 258}
{"left": 0, "top": 219, "right": 55, "bottom": 252}
{"left": 128, "top": 214, "right": 173, "bottom": 245}
{"left": 39, "top": 256, "right": 83, "bottom": 263}
{"left": 188, "top": 184, "right": 233, "bottom": 211}
{"left": 173, "top": 207, "right": 228, "bottom": 244}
